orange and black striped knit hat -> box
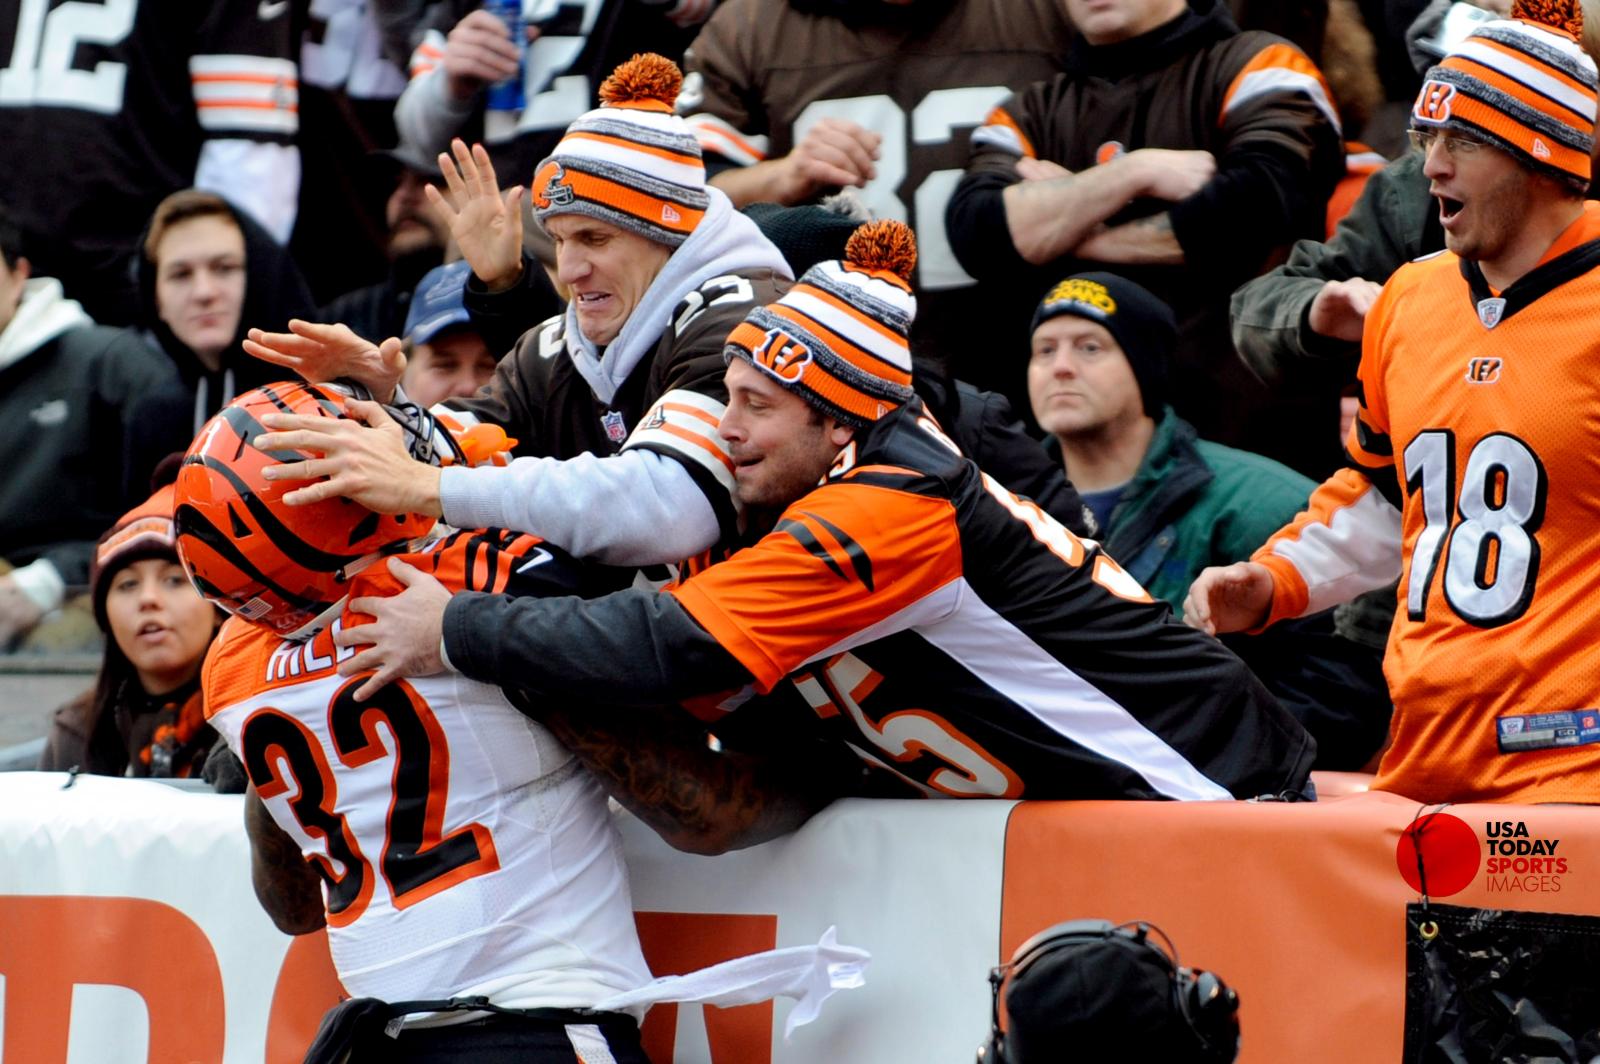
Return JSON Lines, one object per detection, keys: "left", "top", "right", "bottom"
{"left": 90, "top": 485, "right": 180, "bottom": 631}
{"left": 1412, "top": 15, "right": 1597, "bottom": 190}
{"left": 530, "top": 53, "right": 708, "bottom": 247}
{"left": 725, "top": 220, "right": 917, "bottom": 428}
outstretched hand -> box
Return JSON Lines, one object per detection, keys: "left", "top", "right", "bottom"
{"left": 1182, "top": 562, "right": 1276, "bottom": 636}
{"left": 243, "top": 321, "right": 407, "bottom": 404}
{"left": 426, "top": 138, "right": 525, "bottom": 291}
{"left": 255, "top": 398, "right": 444, "bottom": 516}
{"left": 335, "top": 559, "right": 451, "bottom": 701}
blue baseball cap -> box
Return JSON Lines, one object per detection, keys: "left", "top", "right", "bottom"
{"left": 404, "top": 261, "right": 475, "bottom": 346}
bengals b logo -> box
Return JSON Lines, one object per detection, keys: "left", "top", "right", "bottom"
{"left": 1413, "top": 80, "right": 1455, "bottom": 124}
{"left": 751, "top": 328, "right": 812, "bottom": 381}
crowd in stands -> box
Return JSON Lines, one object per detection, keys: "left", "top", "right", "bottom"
{"left": 5, "top": 0, "right": 1600, "bottom": 1053}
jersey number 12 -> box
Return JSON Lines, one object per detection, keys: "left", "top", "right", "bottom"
{"left": 1, "top": 0, "right": 135, "bottom": 114}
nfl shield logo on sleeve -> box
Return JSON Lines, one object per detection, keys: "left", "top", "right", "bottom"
{"left": 601, "top": 410, "right": 628, "bottom": 443}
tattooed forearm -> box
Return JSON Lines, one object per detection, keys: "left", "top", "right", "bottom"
{"left": 540, "top": 704, "right": 832, "bottom": 855}
{"left": 1074, "top": 210, "right": 1183, "bottom": 265}
{"left": 245, "top": 788, "right": 327, "bottom": 935}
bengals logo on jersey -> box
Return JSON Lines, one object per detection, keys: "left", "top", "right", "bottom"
{"left": 1413, "top": 80, "right": 1456, "bottom": 125}
{"left": 751, "top": 327, "right": 813, "bottom": 382}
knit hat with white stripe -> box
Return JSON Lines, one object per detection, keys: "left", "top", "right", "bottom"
{"left": 724, "top": 220, "right": 917, "bottom": 428}
{"left": 1411, "top": 17, "right": 1598, "bottom": 190}
{"left": 530, "top": 54, "right": 708, "bottom": 247}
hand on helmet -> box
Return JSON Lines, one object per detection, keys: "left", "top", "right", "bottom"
{"left": 243, "top": 321, "right": 407, "bottom": 404}
{"left": 336, "top": 559, "right": 451, "bottom": 700}
{"left": 255, "top": 398, "right": 444, "bottom": 517}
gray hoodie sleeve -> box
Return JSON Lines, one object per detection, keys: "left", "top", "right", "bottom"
{"left": 394, "top": 65, "right": 477, "bottom": 160}
{"left": 438, "top": 449, "right": 721, "bottom": 565}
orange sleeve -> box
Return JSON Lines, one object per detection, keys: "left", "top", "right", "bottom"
{"left": 669, "top": 483, "right": 963, "bottom": 690}
{"left": 1247, "top": 285, "right": 1406, "bottom": 626}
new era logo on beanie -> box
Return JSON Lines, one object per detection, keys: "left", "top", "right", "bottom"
{"left": 725, "top": 220, "right": 918, "bottom": 427}
{"left": 531, "top": 54, "right": 709, "bottom": 247}
{"left": 1412, "top": 15, "right": 1597, "bottom": 190}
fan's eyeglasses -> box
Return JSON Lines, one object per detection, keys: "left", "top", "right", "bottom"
{"left": 1408, "top": 128, "right": 1492, "bottom": 157}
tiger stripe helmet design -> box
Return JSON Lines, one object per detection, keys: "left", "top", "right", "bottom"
{"left": 173, "top": 382, "right": 436, "bottom": 639}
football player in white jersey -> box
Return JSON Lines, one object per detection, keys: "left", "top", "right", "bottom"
{"left": 177, "top": 380, "right": 657, "bottom": 1062}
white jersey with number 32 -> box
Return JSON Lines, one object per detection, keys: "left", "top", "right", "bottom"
{"left": 203, "top": 544, "right": 651, "bottom": 1009}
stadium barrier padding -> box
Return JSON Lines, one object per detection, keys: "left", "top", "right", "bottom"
{"left": 1, "top": 771, "right": 1597, "bottom": 1062}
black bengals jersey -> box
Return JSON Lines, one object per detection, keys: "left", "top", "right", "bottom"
{"left": 443, "top": 397, "right": 1317, "bottom": 801}
{"left": 444, "top": 268, "right": 786, "bottom": 539}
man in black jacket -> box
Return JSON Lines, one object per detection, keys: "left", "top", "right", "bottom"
{"left": 0, "top": 205, "right": 177, "bottom": 651}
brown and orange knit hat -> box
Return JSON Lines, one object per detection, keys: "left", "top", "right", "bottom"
{"left": 1411, "top": 14, "right": 1598, "bottom": 189}
{"left": 90, "top": 485, "right": 180, "bottom": 631}
{"left": 725, "top": 220, "right": 917, "bottom": 428}
{"left": 530, "top": 54, "right": 708, "bottom": 246}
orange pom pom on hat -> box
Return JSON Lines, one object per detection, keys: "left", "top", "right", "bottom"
{"left": 1411, "top": 13, "right": 1597, "bottom": 190}
{"left": 530, "top": 53, "right": 708, "bottom": 246}
{"left": 724, "top": 219, "right": 918, "bottom": 428}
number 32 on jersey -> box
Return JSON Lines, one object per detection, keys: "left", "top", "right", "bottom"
{"left": 242, "top": 678, "right": 499, "bottom": 926}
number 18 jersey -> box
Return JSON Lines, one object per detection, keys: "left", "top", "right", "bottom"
{"left": 203, "top": 529, "right": 652, "bottom": 1008}
{"left": 1254, "top": 204, "right": 1600, "bottom": 804}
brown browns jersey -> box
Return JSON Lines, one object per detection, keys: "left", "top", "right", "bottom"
{"left": 447, "top": 269, "right": 787, "bottom": 539}
{"left": 1254, "top": 204, "right": 1600, "bottom": 805}
{"left": 677, "top": 0, "right": 1072, "bottom": 366}
{"left": 956, "top": 12, "right": 1346, "bottom": 465}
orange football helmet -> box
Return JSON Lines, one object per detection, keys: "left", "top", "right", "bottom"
{"left": 173, "top": 381, "right": 436, "bottom": 639}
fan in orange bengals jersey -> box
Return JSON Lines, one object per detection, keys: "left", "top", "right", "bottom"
{"left": 340, "top": 221, "right": 1316, "bottom": 818}
{"left": 175, "top": 382, "right": 867, "bottom": 1060}
{"left": 1185, "top": 17, "right": 1600, "bottom": 806}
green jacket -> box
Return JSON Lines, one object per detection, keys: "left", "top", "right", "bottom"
{"left": 1228, "top": 150, "right": 1441, "bottom": 386}
{"left": 1065, "top": 408, "right": 1315, "bottom": 614}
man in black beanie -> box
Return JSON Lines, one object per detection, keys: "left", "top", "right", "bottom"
{"left": 1030, "top": 271, "right": 1316, "bottom": 611}
{"left": 1030, "top": 272, "right": 1393, "bottom": 769}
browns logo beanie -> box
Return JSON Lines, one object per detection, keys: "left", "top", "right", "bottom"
{"left": 531, "top": 54, "right": 709, "bottom": 246}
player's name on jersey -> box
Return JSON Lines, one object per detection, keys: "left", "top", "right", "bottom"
{"left": 263, "top": 619, "right": 356, "bottom": 685}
